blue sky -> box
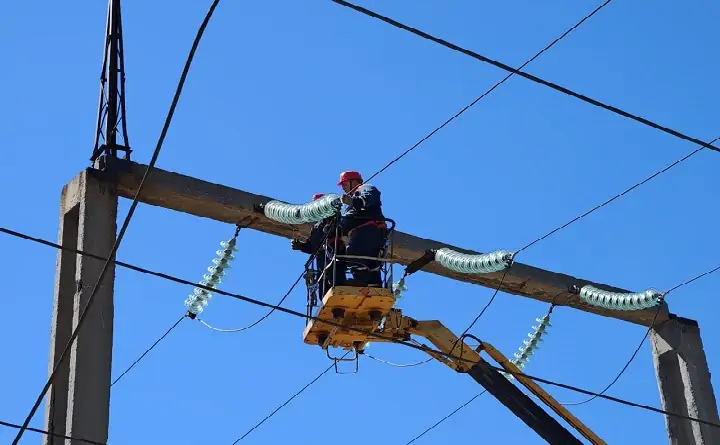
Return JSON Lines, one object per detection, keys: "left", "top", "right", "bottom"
{"left": 2, "top": 0, "right": 720, "bottom": 444}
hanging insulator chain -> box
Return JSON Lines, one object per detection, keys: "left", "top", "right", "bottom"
{"left": 184, "top": 229, "right": 240, "bottom": 318}
{"left": 502, "top": 311, "right": 552, "bottom": 381}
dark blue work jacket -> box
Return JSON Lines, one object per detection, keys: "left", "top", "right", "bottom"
{"left": 340, "top": 184, "right": 385, "bottom": 236}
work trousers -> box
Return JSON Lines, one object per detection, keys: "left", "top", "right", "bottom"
{"left": 345, "top": 225, "right": 385, "bottom": 286}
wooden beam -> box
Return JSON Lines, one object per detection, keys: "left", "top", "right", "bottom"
{"left": 102, "top": 162, "right": 669, "bottom": 326}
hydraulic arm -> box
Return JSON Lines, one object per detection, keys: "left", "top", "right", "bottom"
{"left": 303, "top": 286, "right": 605, "bottom": 445}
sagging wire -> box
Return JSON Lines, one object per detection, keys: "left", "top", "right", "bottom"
{"left": 364, "top": 339, "right": 434, "bottom": 368}
{"left": 261, "top": 194, "right": 342, "bottom": 224}
{"left": 561, "top": 303, "right": 664, "bottom": 406}
{"left": 561, "top": 292, "right": 666, "bottom": 406}
{"left": 3, "top": 225, "right": 720, "bottom": 430}
{"left": 199, "top": 217, "right": 341, "bottom": 333}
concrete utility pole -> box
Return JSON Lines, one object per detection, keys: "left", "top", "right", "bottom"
{"left": 45, "top": 160, "right": 716, "bottom": 444}
{"left": 44, "top": 170, "right": 117, "bottom": 445}
{"left": 42, "top": 0, "right": 124, "bottom": 443}
{"left": 651, "top": 316, "right": 720, "bottom": 445}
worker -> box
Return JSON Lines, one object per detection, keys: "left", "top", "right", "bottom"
{"left": 337, "top": 171, "right": 387, "bottom": 287}
{"left": 292, "top": 193, "right": 346, "bottom": 294}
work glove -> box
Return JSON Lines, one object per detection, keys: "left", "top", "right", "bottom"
{"left": 341, "top": 194, "right": 353, "bottom": 206}
{"left": 291, "top": 239, "right": 303, "bottom": 251}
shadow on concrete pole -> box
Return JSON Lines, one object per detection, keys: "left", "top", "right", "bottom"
{"left": 651, "top": 316, "right": 720, "bottom": 445}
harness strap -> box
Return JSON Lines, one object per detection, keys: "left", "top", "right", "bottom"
{"left": 348, "top": 220, "right": 387, "bottom": 237}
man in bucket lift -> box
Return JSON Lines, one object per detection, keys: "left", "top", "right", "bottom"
{"left": 292, "top": 193, "right": 346, "bottom": 293}
{"left": 337, "top": 171, "right": 387, "bottom": 287}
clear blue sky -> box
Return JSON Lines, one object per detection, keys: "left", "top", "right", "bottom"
{"left": 2, "top": 1, "right": 719, "bottom": 444}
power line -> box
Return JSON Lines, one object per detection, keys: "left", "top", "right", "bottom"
{"left": 561, "top": 305, "right": 663, "bottom": 406}
{"left": 0, "top": 420, "right": 106, "bottom": 445}
{"left": 364, "top": 0, "right": 613, "bottom": 371}
{"left": 10, "top": 1, "right": 222, "bottom": 442}
{"left": 405, "top": 391, "right": 486, "bottom": 445}
{"left": 405, "top": 243, "right": 720, "bottom": 436}
{"left": 197, "top": 267, "right": 307, "bottom": 333}
{"left": 3, "top": 227, "right": 720, "bottom": 430}
{"left": 230, "top": 352, "right": 350, "bottom": 443}
{"left": 110, "top": 315, "right": 186, "bottom": 387}
{"left": 445, "top": 133, "right": 719, "bottom": 400}
{"left": 403, "top": 305, "right": 663, "bottom": 443}
{"left": 329, "top": 0, "right": 720, "bottom": 155}
{"left": 362, "top": 0, "right": 613, "bottom": 186}
{"left": 562, "top": 261, "right": 720, "bottom": 406}
{"left": 517, "top": 135, "right": 720, "bottom": 253}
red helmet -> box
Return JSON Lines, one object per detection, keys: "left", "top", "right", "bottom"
{"left": 337, "top": 170, "right": 363, "bottom": 185}
{"left": 312, "top": 193, "right": 325, "bottom": 201}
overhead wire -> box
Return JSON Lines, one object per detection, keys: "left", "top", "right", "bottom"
{"left": 406, "top": 207, "right": 720, "bottom": 437}
{"left": 405, "top": 391, "right": 486, "bottom": 445}
{"left": 359, "top": 0, "right": 613, "bottom": 186}
{"left": 0, "top": 420, "right": 106, "bottom": 445}
{"left": 563, "top": 257, "right": 720, "bottom": 406}
{"left": 7, "top": 1, "right": 715, "bottom": 442}
{"left": 110, "top": 315, "right": 186, "bottom": 387}
{"left": 3, "top": 227, "right": 720, "bottom": 430}
{"left": 328, "top": 0, "right": 720, "bottom": 154}
{"left": 230, "top": 351, "right": 351, "bottom": 443}
{"left": 401, "top": 128, "right": 718, "bottom": 428}
{"left": 358, "top": 0, "right": 613, "bottom": 369}
{"left": 10, "top": 1, "right": 222, "bottom": 442}
{"left": 194, "top": 215, "right": 335, "bottom": 333}
{"left": 517, "top": 134, "right": 720, "bottom": 254}
{"left": 561, "top": 304, "right": 663, "bottom": 406}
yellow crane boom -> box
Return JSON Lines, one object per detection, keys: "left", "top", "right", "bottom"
{"left": 303, "top": 285, "right": 605, "bottom": 445}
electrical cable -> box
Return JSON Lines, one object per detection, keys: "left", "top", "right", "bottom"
{"left": 328, "top": 0, "right": 720, "bottom": 154}
{"left": 365, "top": 354, "right": 432, "bottom": 368}
{"left": 415, "top": 131, "right": 719, "bottom": 414}
{"left": 517, "top": 134, "right": 720, "bottom": 253}
{"left": 10, "top": 2, "right": 222, "bottom": 442}
{"left": 407, "top": 256, "right": 716, "bottom": 438}
{"left": 3, "top": 227, "right": 720, "bottom": 429}
{"left": 362, "top": 0, "right": 611, "bottom": 370}
{"left": 562, "top": 260, "right": 720, "bottom": 406}
{"left": 561, "top": 303, "right": 663, "bottom": 406}
{"left": 405, "top": 391, "right": 487, "bottom": 445}
{"left": 195, "top": 215, "right": 339, "bottom": 333}
{"left": 196, "top": 270, "right": 305, "bottom": 333}
{"left": 229, "top": 351, "right": 351, "bottom": 443}
{"left": 360, "top": 0, "right": 613, "bottom": 186}
{"left": 0, "top": 420, "right": 106, "bottom": 445}
{"left": 110, "top": 315, "right": 186, "bottom": 387}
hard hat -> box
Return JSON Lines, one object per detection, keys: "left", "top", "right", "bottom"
{"left": 337, "top": 170, "right": 363, "bottom": 185}
{"left": 312, "top": 193, "right": 325, "bottom": 201}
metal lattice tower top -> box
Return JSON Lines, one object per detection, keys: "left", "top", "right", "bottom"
{"left": 91, "top": 0, "right": 131, "bottom": 165}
